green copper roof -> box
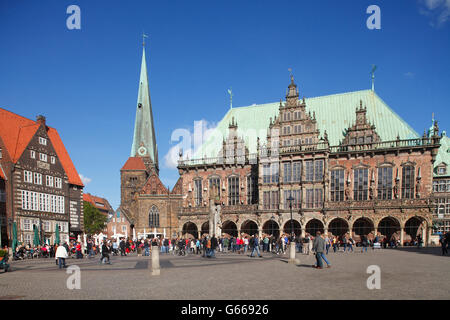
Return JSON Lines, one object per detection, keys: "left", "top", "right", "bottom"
{"left": 434, "top": 134, "right": 450, "bottom": 177}
{"left": 131, "top": 46, "right": 158, "bottom": 169}
{"left": 194, "top": 89, "right": 420, "bottom": 159}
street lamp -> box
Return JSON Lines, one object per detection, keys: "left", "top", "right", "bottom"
{"left": 287, "top": 195, "right": 295, "bottom": 239}
{"left": 286, "top": 195, "right": 297, "bottom": 264}
{"left": 270, "top": 215, "right": 275, "bottom": 237}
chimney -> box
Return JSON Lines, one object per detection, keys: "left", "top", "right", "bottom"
{"left": 36, "top": 115, "right": 46, "bottom": 126}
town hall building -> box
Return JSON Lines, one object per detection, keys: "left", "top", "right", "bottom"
{"left": 121, "top": 44, "right": 447, "bottom": 246}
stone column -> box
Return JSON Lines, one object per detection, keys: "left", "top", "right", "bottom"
{"left": 288, "top": 242, "right": 298, "bottom": 264}
{"left": 197, "top": 231, "right": 201, "bottom": 239}
{"left": 400, "top": 227, "right": 404, "bottom": 246}
{"left": 427, "top": 226, "right": 432, "bottom": 247}
{"left": 151, "top": 243, "right": 160, "bottom": 276}
{"left": 301, "top": 228, "right": 306, "bottom": 238}
{"left": 258, "top": 228, "right": 262, "bottom": 238}
{"left": 324, "top": 228, "right": 329, "bottom": 237}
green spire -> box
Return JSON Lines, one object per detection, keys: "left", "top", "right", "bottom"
{"left": 131, "top": 44, "right": 158, "bottom": 171}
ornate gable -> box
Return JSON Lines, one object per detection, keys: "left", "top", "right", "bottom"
{"left": 140, "top": 171, "right": 168, "bottom": 195}
{"left": 341, "top": 100, "right": 381, "bottom": 147}
{"left": 171, "top": 177, "right": 183, "bottom": 195}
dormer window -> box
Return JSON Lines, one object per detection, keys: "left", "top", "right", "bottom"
{"left": 39, "top": 137, "right": 47, "bottom": 145}
{"left": 438, "top": 166, "right": 447, "bottom": 175}
{"left": 51, "top": 156, "right": 56, "bottom": 164}
{"left": 30, "top": 150, "right": 36, "bottom": 159}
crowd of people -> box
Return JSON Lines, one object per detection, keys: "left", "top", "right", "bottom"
{"left": 6, "top": 230, "right": 449, "bottom": 270}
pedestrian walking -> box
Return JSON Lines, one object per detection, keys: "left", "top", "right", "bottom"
{"left": 55, "top": 242, "right": 68, "bottom": 269}
{"left": 250, "top": 235, "right": 263, "bottom": 258}
{"left": 312, "top": 231, "right": 325, "bottom": 269}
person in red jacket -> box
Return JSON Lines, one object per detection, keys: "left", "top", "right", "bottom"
{"left": 76, "top": 242, "right": 83, "bottom": 259}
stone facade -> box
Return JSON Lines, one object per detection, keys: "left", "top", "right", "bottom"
{"left": 176, "top": 78, "right": 441, "bottom": 246}
{"left": 120, "top": 158, "right": 182, "bottom": 239}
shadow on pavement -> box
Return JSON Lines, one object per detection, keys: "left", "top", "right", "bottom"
{"left": 396, "top": 246, "right": 449, "bottom": 257}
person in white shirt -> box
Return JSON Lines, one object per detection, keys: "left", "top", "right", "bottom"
{"left": 55, "top": 243, "right": 68, "bottom": 269}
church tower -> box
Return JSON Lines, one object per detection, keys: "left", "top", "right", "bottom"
{"left": 130, "top": 42, "right": 159, "bottom": 174}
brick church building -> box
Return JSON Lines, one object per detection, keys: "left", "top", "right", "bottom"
{"left": 122, "top": 45, "right": 446, "bottom": 245}
{"left": 119, "top": 43, "right": 182, "bottom": 239}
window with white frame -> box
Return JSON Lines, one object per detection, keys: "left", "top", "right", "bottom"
{"left": 24, "top": 170, "right": 33, "bottom": 183}
{"left": 33, "top": 172, "right": 42, "bottom": 185}
{"left": 43, "top": 221, "right": 50, "bottom": 232}
{"left": 30, "top": 150, "right": 36, "bottom": 159}
{"left": 51, "top": 156, "right": 56, "bottom": 164}
{"left": 24, "top": 233, "right": 32, "bottom": 245}
{"left": 39, "top": 153, "right": 47, "bottom": 162}
{"left": 39, "top": 137, "right": 47, "bottom": 145}
{"left": 55, "top": 177, "right": 62, "bottom": 189}
{"left": 23, "top": 219, "right": 32, "bottom": 231}
{"left": 46, "top": 175, "right": 54, "bottom": 187}
{"left": 122, "top": 225, "right": 126, "bottom": 233}
{"left": 0, "top": 148, "right": 2, "bottom": 159}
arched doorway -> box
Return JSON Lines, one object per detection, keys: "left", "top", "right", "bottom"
{"left": 328, "top": 218, "right": 349, "bottom": 238}
{"left": 352, "top": 217, "right": 374, "bottom": 241}
{"left": 378, "top": 217, "right": 400, "bottom": 241}
{"left": 283, "top": 220, "right": 301, "bottom": 236}
{"left": 305, "top": 219, "right": 324, "bottom": 236}
{"left": 262, "top": 219, "right": 280, "bottom": 238}
{"left": 201, "top": 221, "right": 209, "bottom": 236}
{"left": 222, "top": 221, "right": 238, "bottom": 237}
{"left": 405, "top": 217, "right": 424, "bottom": 243}
{"left": 182, "top": 222, "right": 198, "bottom": 239}
{"left": 241, "top": 220, "right": 258, "bottom": 236}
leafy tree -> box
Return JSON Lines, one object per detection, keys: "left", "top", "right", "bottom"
{"left": 83, "top": 201, "right": 108, "bottom": 235}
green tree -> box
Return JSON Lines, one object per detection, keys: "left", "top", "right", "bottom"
{"left": 83, "top": 201, "right": 108, "bottom": 235}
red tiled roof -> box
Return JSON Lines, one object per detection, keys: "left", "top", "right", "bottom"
{"left": 0, "top": 164, "right": 6, "bottom": 180}
{"left": 121, "top": 157, "right": 146, "bottom": 170}
{"left": 83, "top": 193, "right": 113, "bottom": 213}
{"left": 0, "top": 108, "right": 83, "bottom": 186}
{"left": 47, "top": 128, "right": 83, "bottom": 186}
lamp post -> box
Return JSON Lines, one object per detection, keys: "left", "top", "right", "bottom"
{"left": 287, "top": 195, "right": 295, "bottom": 238}
{"left": 286, "top": 195, "right": 297, "bottom": 264}
{"left": 270, "top": 215, "right": 275, "bottom": 252}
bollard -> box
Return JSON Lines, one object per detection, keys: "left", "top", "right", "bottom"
{"left": 151, "top": 245, "right": 160, "bottom": 276}
{"left": 288, "top": 242, "right": 299, "bottom": 264}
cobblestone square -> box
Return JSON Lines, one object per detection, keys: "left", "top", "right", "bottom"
{"left": 0, "top": 247, "right": 448, "bottom": 300}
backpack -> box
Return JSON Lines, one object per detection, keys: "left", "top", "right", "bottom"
{"left": 207, "top": 240, "right": 211, "bottom": 249}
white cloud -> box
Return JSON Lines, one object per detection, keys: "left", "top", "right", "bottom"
{"left": 404, "top": 72, "right": 415, "bottom": 78}
{"left": 419, "top": 0, "right": 450, "bottom": 27}
{"left": 163, "top": 119, "right": 218, "bottom": 169}
{"left": 79, "top": 174, "right": 92, "bottom": 185}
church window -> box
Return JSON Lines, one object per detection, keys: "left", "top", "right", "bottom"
{"left": 149, "top": 206, "right": 160, "bottom": 227}
{"left": 247, "top": 175, "right": 257, "bottom": 204}
{"left": 194, "top": 179, "right": 202, "bottom": 206}
{"left": 402, "top": 165, "right": 415, "bottom": 199}
{"left": 353, "top": 168, "right": 369, "bottom": 200}
{"left": 378, "top": 167, "right": 393, "bottom": 200}
{"left": 228, "top": 176, "right": 239, "bottom": 205}
{"left": 330, "top": 169, "right": 345, "bottom": 201}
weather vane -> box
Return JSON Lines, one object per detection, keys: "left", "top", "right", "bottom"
{"left": 288, "top": 67, "right": 293, "bottom": 81}
{"left": 371, "top": 65, "right": 377, "bottom": 91}
{"left": 227, "top": 87, "right": 233, "bottom": 109}
{"left": 142, "top": 32, "right": 149, "bottom": 46}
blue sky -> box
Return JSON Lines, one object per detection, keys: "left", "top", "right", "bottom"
{"left": 1, "top": 0, "right": 449, "bottom": 209}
